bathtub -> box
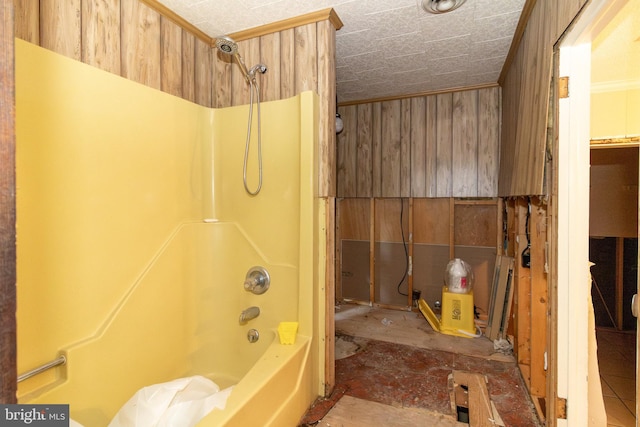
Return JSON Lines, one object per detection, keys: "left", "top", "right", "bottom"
{"left": 19, "top": 222, "right": 317, "bottom": 426}
{"left": 16, "top": 41, "right": 322, "bottom": 426}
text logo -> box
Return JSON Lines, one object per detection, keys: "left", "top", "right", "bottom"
{"left": 1, "top": 405, "right": 69, "bottom": 426}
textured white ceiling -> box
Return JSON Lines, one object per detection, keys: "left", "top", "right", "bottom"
{"left": 155, "top": 0, "right": 527, "bottom": 103}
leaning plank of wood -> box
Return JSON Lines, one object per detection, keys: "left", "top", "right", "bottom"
{"left": 487, "top": 256, "right": 514, "bottom": 341}
{"left": 485, "top": 255, "right": 502, "bottom": 339}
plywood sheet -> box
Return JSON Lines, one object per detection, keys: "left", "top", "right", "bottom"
{"left": 454, "top": 204, "right": 498, "bottom": 247}
{"left": 413, "top": 198, "right": 451, "bottom": 245}
{"left": 318, "top": 395, "right": 465, "bottom": 427}
{"left": 337, "top": 198, "right": 370, "bottom": 240}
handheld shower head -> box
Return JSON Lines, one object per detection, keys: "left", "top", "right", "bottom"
{"left": 215, "top": 36, "right": 251, "bottom": 82}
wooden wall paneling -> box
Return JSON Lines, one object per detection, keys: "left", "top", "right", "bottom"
{"left": 425, "top": 96, "right": 438, "bottom": 197}
{"left": 372, "top": 103, "right": 383, "bottom": 197}
{"left": 498, "top": 48, "right": 522, "bottom": 196}
{"left": 478, "top": 87, "right": 500, "bottom": 197}
{"left": 512, "top": 28, "right": 534, "bottom": 195}
{"left": 294, "top": 23, "right": 317, "bottom": 94}
{"left": 160, "top": 17, "right": 183, "bottom": 98}
{"left": 529, "top": 198, "right": 548, "bottom": 397}
{"left": 260, "top": 32, "right": 281, "bottom": 103}
{"left": 524, "top": 3, "right": 553, "bottom": 196}
{"left": 337, "top": 105, "right": 357, "bottom": 197}
{"left": 280, "top": 28, "right": 295, "bottom": 100}
{"left": 181, "top": 31, "right": 196, "bottom": 103}
{"left": 452, "top": 90, "right": 478, "bottom": 197}
{"left": 436, "top": 93, "right": 453, "bottom": 197}
{"left": 82, "top": 0, "right": 121, "bottom": 75}
{"left": 411, "top": 97, "right": 427, "bottom": 197}
{"left": 555, "top": 0, "right": 586, "bottom": 42}
{"left": 413, "top": 198, "right": 451, "bottom": 245}
{"left": 232, "top": 38, "right": 259, "bottom": 106}
{"left": 40, "top": 0, "right": 81, "bottom": 61}
{"left": 121, "top": 0, "right": 161, "bottom": 90}
{"left": 14, "top": 0, "right": 39, "bottom": 44}
{"left": 195, "top": 38, "right": 212, "bottom": 108}
{"left": 213, "top": 42, "right": 232, "bottom": 108}
{"left": 356, "top": 104, "right": 373, "bottom": 197}
{"left": 502, "top": 0, "right": 555, "bottom": 197}
{"left": 380, "top": 100, "right": 402, "bottom": 197}
{"left": 1, "top": 0, "right": 17, "bottom": 403}
{"left": 400, "top": 99, "right": 411, "bottom": 197}
{"left": 317, "top": 19, "right": 336, "bottom": 198}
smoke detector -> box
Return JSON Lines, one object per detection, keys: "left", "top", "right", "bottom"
{"left": 421, "top": 0, "right": 467, "bottom": 14}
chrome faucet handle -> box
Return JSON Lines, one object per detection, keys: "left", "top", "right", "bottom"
{"left": 244, "top": 267, "right": 270, "bottom": 294}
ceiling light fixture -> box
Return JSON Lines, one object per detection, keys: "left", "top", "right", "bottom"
{"left": 420, "top": 0, "right": 467, "bottom": 14}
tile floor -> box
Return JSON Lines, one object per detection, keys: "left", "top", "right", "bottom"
{"left": 300, "top": 304, "right": 542, "bottom": 426}
{"left": 597, "top": 328, "right": 637, "bottom": 427}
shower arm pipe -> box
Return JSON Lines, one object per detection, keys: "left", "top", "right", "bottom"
{"left": 17, "top": 354, "right": 66, "bottom": 383}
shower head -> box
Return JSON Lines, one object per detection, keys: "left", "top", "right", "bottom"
{"left": 215, "top": 35, "right": 251, "bottom": 82}
{"left": 215, "top": 36, "right": 239, "bottom": 55}
{"left": 215, "top": 35, "right": 267, "bottom": 84}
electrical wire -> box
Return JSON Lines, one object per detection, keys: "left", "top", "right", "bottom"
{"left": 397, "top": 198, "right": 409, "bottom": 297}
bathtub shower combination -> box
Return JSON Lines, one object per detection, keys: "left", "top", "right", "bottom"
{"left": 15, "top": 38, "right": 323, "bottom": 426}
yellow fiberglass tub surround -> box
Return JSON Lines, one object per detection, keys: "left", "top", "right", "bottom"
{"left": 15, "top": 39, "right": 322, "bottom": 426}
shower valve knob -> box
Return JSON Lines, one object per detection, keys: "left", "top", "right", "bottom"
{"left": 244, "top": 266, "right": 270, "bottom": 295}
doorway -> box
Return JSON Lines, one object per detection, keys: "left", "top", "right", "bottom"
{"left": 590, "top": 145, "right": 638, "bottom": 426}
{"left": 589, "top": 1, "right": 640, "bottom": 424}
{"left": 557, "top": 0, "right": 639, "bottom": 425}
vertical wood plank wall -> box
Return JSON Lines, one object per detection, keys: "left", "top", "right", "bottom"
{"left": 1, "top": 0, "right": 17, "bottom": 404}
{"left": 499, "top": 0, "right": 588, "bottom": 197}
{"left": 13, "top": 2, "right": 338, "bottom": 198}
{"left": 337, "top": 86, "right": 501, "bottom": 198}
{"left": 14, "top": 0, "right": 214, "bottom": 107}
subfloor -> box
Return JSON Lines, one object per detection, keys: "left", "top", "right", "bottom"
{"left": 597, "top": 328, "right": 637, "bottom": 427}
{"left": 300, "top": 304, "right": 542, "bottom": 426}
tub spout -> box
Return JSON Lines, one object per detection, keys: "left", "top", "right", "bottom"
{"left": 239, "top": 306, "right": 260, "bottom": 324}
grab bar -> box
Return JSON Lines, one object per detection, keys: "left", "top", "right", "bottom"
{"left": 17, "top": 355, "right": 66, "bottom": 383}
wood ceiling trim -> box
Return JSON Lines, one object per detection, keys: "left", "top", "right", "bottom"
{"left": 228, "top": 8, "right": 344, "bottom": 43}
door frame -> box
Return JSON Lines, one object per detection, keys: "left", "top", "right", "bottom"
{"left": 0, "top": 0, "right": 17, "bottom": 404}
{"left": 555, "top": 0, "right": 631, "bottom": 425}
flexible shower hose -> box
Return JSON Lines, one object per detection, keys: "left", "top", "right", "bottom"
{"left": 243, "top": 78, "right": 262, "bottom": 195}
